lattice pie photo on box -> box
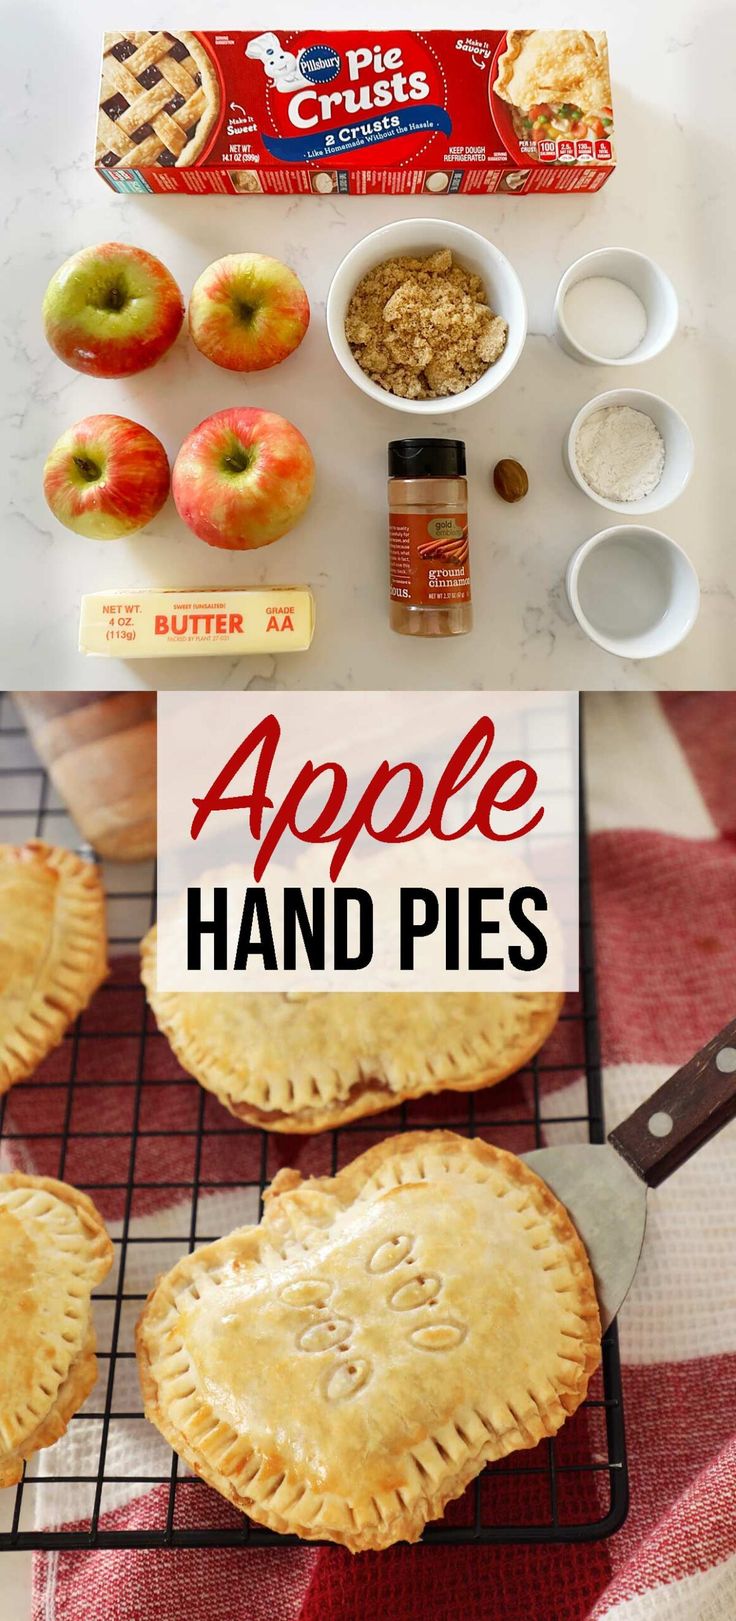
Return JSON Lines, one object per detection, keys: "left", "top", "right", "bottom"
{"left": 97, "top": 31, "right": 220, "bottom": 171}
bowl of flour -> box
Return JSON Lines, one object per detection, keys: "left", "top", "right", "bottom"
{"left": 564, "top": 388, "right": 694, "bottom": 515}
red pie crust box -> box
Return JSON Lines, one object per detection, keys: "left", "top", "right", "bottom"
{"left": 95, "top": 29, "right": 616, "bottom": 196}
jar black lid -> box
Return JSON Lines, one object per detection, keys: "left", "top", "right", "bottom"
{"left": 388, "top": 438, "right": 466, "bottom": 479}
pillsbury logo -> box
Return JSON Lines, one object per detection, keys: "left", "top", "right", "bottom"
{"left": 299, "top": 44, "right": 341, "bottom": 85}
{"left": 256, "top": 33, "right": 452, "bottom": 164}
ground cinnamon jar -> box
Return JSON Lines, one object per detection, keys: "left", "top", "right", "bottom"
{"left": 388, "top": 439, "right": 472, "bottom": 637}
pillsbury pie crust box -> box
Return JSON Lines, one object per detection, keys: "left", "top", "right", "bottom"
{"left": 95, "top": 29, "right": 616, "bottom": 195}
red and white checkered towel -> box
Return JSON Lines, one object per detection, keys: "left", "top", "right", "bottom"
{"left": 20, "top": 693, "right": 736, "bottom": 1619}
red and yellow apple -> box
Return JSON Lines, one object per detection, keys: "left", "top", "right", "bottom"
{"left": 42, "top": 243, "right": 184, "bottom": 377}
{"left": 188, "top": 253, "right": 310, "bottom": 372}
{"left": 43, "top": 415, "right": 170, "bottom": 539}
{"left": 172, "top": 407, "right": 315, "bottom": 550}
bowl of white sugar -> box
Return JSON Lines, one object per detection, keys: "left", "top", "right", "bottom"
{"left": 554, "top": 248, "right": 678, "bottom": 366}
{"left": 564, "top": 388, "right": 694, "bottom": 516}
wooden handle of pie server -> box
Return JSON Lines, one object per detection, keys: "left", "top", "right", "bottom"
{"left": 608, "top": 1017, "right": 736, "bottom": 1187}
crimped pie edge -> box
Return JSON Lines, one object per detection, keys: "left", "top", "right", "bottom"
{"left": 493, "top": 28, "right": 529, "bottom": 104}
{"left": 136, "top": 1131, "right": 601, "bottom": 1552}
{"left": 140, "top": 927, "right": 563, "bottom": 1132}
{"left": 0, "top": 1174, "right": 113, "bottom": 1485}
{"left": 0, "top": 841, "right": 108, "bottom": 1094}
{"left": 170, "top": 31, "right": 221, "bottom": 165}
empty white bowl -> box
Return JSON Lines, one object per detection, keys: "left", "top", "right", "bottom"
{"left": 326, "top": 218, "right": 527, "bottom": 415}
{"left": 564, "top": 388, "right": 694, "bottom": 516}
{"left": 566, "top": 524, "right": 700, "bottom": 659}
{"left": 554, "top": 247, "right": 679, "bottom": 366}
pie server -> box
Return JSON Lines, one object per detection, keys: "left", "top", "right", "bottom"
{"left": 522, "top": 1017, "right": 736, "bottom": 1329}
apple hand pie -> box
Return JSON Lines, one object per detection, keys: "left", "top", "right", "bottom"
{"left": 0, "top": 842, "right": 107, "bottom": 1094}
{"left": 137, "top": 1131, "right": 601, "bottom": 1551}
{"left": 140, "top": 933, "right": 562, "bottom": 1132}
{"left": 0, "top": 1175, "right": 113, "bottom": 1486}
{"left": 495, "top": 30, "right": 613, "bottom": 151}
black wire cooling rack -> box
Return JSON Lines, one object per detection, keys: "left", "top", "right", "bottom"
{"left": 0, "top": 693, "right": 628, "bottom": 1551}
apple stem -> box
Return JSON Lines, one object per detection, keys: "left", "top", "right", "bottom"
{"left": 221, "top": 447, "right": 253, "bottom": 475}
{"left": 234, "top": 298, "right": 257, "bottom": 326}
{"left": 74, "top": 455, "right": 101, "bottom": 482}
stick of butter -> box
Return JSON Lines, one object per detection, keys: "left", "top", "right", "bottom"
{"left": 79, "top": 588, "right": 315, "bottom": 657}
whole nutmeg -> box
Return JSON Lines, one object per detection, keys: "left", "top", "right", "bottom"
{"left": 493, "top": 458, "right": 529, "bottom": 503}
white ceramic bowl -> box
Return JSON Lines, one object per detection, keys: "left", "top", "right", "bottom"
{"left": 326, "top": 218, "right": 527, "bottom": 415}
{"left": 564, "top": 388, "right": 694, "bottom": 516}
{"left": 554, "top": 247, "right": 679, "bottom": 366}
{"left": 566, "top": 524, "right": 700, "bottom": 659}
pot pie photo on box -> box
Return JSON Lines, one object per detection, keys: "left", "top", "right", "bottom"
{"left": 0, "top": 1175, "right": 112, "bottom": 1486}
{"left": 137, "top": 1131, "right": 601, "bottom": 1550}
{"left": 494, "top": 30, "right": 614, "bottom": 155}
{"left": 140, "top": 934, "right": 562, "bottom": 1132}
{"left": 0, "top": 842, "right": 107, "bottom": 1094}
{"left": 97, "top": 31, "right": 221, "bottom": 171}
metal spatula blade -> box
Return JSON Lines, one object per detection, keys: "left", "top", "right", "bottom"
{"left": 521, "top": 1017, "right": 736, "bottom": 1330}
{"left": 522, "top": 1145, "right": 646, "bottom": 1330}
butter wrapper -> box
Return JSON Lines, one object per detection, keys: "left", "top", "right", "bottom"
{"left": 79, "top": 589, "right": 315, "bottom": 657}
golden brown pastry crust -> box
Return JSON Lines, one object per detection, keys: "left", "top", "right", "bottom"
{"left": 0, "top": 841, "right": 107, "bottom": 1094}
{"left": 137, "top": 1132, "right": 601, "bottom": 1551}
{"left": 495, "top": 30, "right": 611, "bottom": 115}
{"left": 0, "top": 1174, "right": 113, "bottom": 1486}
{"left": 140, "top": 929, "right": 562, "bottom": 1132}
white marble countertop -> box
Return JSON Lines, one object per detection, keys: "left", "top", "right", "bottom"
{"left": 1, "top": 0, "right": 734, "bottom": 700}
